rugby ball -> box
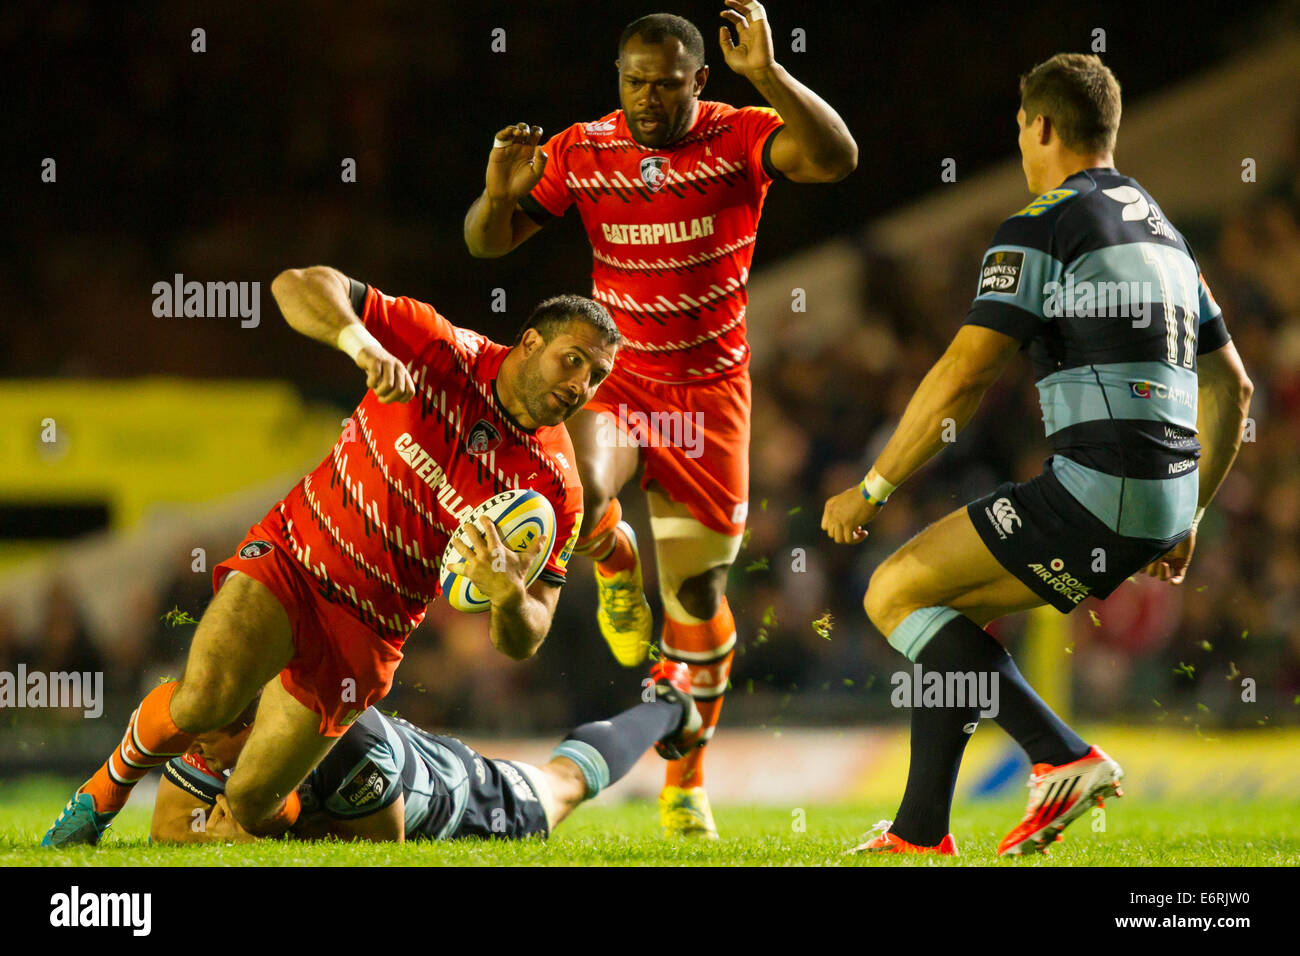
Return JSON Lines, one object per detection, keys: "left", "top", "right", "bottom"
{"left": 439, "top": 488, "right": 556, "bottom": 613}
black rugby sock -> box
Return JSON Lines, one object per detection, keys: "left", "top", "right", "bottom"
{"left": 554, "top": 701, "right": 682, "bottom": 795}
{"left": 889, "top": 620, "right": 983, "bottom": 847}
{"left": 924, "top": 614, "right": 1089, "bottom": 765}
{"left": 891, "top": 613, "right": 1091, "bottom": 845}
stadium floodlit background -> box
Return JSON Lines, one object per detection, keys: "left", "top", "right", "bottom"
{"left": 3, "top": 0, "right": 1299, "bottom": 808}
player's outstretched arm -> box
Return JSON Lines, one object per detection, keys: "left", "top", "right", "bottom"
{"left": 448, "top": 517, "right": 559, "bottom": 660}
{"left": 822, "top": 325, "right": 1021, "bottom": 543}
{"left": 150, "top": 780, "right": 255, "bottom": 844}
{"left": 293, "top": 795, "right": 406, "bottom": 843}
{"left": 1142, "top": 339, "right": 1253, "bottom": 584}
{"left": 719, "top": 1, "right": 857, "bottom": 182}
{"left": 464, "top": 123, "right": 548, "bottom": 258}
{"left": 270, "top": 266, "right": 415, "bottom": 403}
{"left": 149, "top": 775, "right": 210, "bottom": 844}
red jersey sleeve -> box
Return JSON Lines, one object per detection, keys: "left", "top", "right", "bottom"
{"left": 520, "top": 124, "right": 582, "bottom": 221}
{"left": 734, "top": 105, "right": 785, "bottom": 189}
{"left": 348, "top": 279, "right": 457, "bottom": 362}
{"left": 536, "top": 427, "right": 584, "bottom": 587}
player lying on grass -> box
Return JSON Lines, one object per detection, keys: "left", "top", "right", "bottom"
{"left": 44, "top": 267, "right": 618, "bottom": 846}
{"left": 464, "top": 1, "right": 857, "bottom": 840}
{"left": 823, "top": 53, "right": 1253, "bottom": 856}
{"left": 150, "top": 660, "right": 700, "bottom": 844}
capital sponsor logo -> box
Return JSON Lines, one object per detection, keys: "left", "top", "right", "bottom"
{"left": 0, "top": 665, "right": 103, "bottom": 718}
{"left": 1129, "top": 380, "right": 1195, "bottom": 409}
{"left": 1026, "top": 559, "right": 1092, "bottom": 604}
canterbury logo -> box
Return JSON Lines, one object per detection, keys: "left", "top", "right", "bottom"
{"left": 992, "top": 498, "right": 1021, "bottom": 534}
{"left": 1102, "top": 185, "right": 1150, "bottom": 221}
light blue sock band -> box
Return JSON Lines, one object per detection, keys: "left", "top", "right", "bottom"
{"left": 887, "top": 606, "right": 960, "bottom": 661}
{"left": 550, "top": 740, "right": 610, "bottom": 799}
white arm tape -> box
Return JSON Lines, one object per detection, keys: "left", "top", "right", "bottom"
{"left": 337, "top": 323, "right": 382, "bottom": 361}
{"left": 864, "top": 470, "right": 897, "bottom": 502}
{"left": 1190, "top": 507, "right": 1206, "bottom": 533}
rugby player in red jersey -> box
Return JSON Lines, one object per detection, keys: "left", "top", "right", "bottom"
{"left": 43, "top": 267, "right": 618, "bottom": 846}
{"left": 148, "top": 660, "right": 701, "bottom": 846}
{"left": 464, "top": 3, "right": 856, "bottom": 837}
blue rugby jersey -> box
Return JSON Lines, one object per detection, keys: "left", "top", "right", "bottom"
{"left": 963, "top": 168, "right": 1231, "bottom": 542}
{"left": 165, "top": 707, "right": 537, "bottom": 840}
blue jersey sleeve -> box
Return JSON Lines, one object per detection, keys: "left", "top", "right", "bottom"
{"left": 311, "top": 710, "right": 405, "bottom": 819}
{"left": 1196, "top": 271, "right": 1230, "bottom": 354}
{"left": 963, "top": 191, "right": 1073, "bottom": 344}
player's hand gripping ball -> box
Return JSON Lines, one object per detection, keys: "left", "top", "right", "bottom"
{"left": 440, "top": 489, "right": 556, "bottom": 612}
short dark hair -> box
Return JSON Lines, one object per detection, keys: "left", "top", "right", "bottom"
{"left": 1019, "top": 53, "right": 1122, "bottom": 154}
{"left": 618, "top": 13, "right": 706, "bottom": 69}
{"left": 516, "top": 294, "right": 621, "bottom": 348}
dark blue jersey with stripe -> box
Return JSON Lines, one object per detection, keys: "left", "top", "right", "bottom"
{"left": 963, "top": 168, "right": 1230, "bottom": 542}
{"left": 165, "top": 708, "right": 541, "bottom": 840}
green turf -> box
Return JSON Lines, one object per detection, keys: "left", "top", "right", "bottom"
{"left": 4, "top": 777, "right": 1297, "bottom": 866}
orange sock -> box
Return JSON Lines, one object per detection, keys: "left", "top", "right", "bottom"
{"left": 575, "top": 498, "right": 631, "bottom": 570}
{"left": 597, "top": 525, "right": 637, "bottom": 576}
{"left": 662, "top": 600, "right": 737, "bottom": 790}
{"left": 81, "top": 681, "right": 192, "bottom": 814}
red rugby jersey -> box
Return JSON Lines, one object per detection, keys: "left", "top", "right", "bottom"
{"left": 259, "top": 281, "right": 584, "bottom": 640}
{"left": 521, "top": 101, "right": 784, "bottom": 384}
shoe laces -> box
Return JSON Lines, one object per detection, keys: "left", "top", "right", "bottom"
{"left": 863, "top": 819, "right": 893, "bottom": 841}
{"left": 600, "top": 576, "right": 646, "bottom": 619}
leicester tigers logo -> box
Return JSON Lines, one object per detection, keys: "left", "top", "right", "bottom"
{"left": 640, "top": 155, "right": 670, "bottom": 192}
{"left": 238, "top": 540, "right": 273, "bottom": 559}
{"left": 466, "top": 419, "right": 502, "bottom": 455}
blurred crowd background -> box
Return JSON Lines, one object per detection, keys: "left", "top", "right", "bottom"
{"left": 3, "top": 1, "right": 1298, "bottom": 759}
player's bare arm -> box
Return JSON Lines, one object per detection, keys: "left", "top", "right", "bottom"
{"left": 270, "top": 266, "right": 417, "bottom": 403}
{"left": 150, "top": 783, "right": 254, "bottom": 844}
{"left": 719, "top": 1, "right": 857, "bottom": 182}
{"left": 1140, "top": 339, "right": 1253, "bottom": 584}
{"left": 294, "top": 795, "right": 407, "bottom": 843}
{"left": 149, "top": 775, "right": 211, "bottom": 844}
{"left": 821, "top": 325, "right": 1022, "bottom": 543}
{"left": 448, "top": 516, "right": 559, "bottom": 660}
{"left": 464, "top": 123, "right": 548, "bottom": 258}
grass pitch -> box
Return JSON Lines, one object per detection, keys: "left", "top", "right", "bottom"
{"left": 2, "top": 777, "right": 1297, "bottom": 866}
